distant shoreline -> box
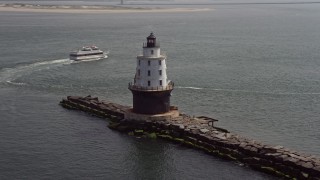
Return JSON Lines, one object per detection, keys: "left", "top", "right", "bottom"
{"left": 0, "top": 4, "right": 212, "bottom": 14}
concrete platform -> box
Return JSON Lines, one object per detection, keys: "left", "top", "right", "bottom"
{"left": 124, "top": 108, "right": 180, "bottom": 121}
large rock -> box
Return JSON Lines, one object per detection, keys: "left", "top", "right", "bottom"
{"left": 242, "top": 157, "right": 261, "bottom": 165}
{"left": 310, "top": 166, "right": 320, "bottom": 177}
{"left": 283, "top": 156, "right": 300, "bottom": 167}
{"left": 200, "top": 128, "right": 210, "bottom": 134}
{"left": 260, "top": 145, "right": 278, "bottom": 154}
{"left": 273, "top": 145, "right": 284, "bottom": 150}
{"left": 300, "top": 162, "right": 315, "bottom": 172}
{"left": 274, "top": 163, "right": 300, "bottom": 178}
{"left": 215, "top": 133, "right": 227, "bottom": 140}
{"left": 222, "top": 140, "right": 239, "bottom": 149}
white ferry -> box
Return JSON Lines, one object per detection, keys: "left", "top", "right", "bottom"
{"left": 69, "top": 46, "right": 108, "bottom": 61}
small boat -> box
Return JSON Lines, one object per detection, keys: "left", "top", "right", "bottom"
{"left": 69, "top": 46, "right": 108, "bottom": 61}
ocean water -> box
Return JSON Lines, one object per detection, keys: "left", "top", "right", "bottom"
{"left": 1, "top": 1, "right": 320, "bottom": 179}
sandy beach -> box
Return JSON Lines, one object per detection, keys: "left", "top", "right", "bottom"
{"left": 0, "top": 4, "right": 212, "bottom": 14}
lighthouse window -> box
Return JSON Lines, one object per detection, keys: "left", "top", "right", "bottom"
{"left": 159, "top": 70, "right": 162, "bottom": 75}
{"left": 148, "top": 70, "right": 151, "bottom": 76}
{"left": 159, "top": 60, "right": 161, "bottom": 65}
{"left": 148, "top": 60, "right": 150, "bottom": 66}
{"left": 138, "top": 60, "right": 140, "bottom": 65}
{"left": 151, "top": 50, "right": 154, "bottom": 55}
{"left": 160, "top": 80, "right": 162, "bottom": 86}
{"left": 138, "top": 69, "right": 140, "bottom": 76}
{"left": 148, "top": 81, "right": 151, "bottom": 86}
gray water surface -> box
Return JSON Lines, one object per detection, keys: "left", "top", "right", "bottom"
{"left": 1, "top": 1, "right": 320, "bottom": 179}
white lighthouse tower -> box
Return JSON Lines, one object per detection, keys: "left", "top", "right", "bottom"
{"left": 128, "top": 32, "right": 174, "bottom": 114}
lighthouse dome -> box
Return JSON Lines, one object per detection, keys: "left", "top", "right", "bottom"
{"left": 147, "top": 32, "right": 156, "bottom": 39}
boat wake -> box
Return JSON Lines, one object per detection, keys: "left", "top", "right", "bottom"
{"left": 176, "top": 86, "right": 203, "bottom": 90}
{"left": 71, "top": 57, "right": 105, "bottom": 63}
{"left": 6, "top": 80, "right": 27, "bottom": 86}
{"left": 176, "top": 86, "right": 320, "bottom": 95}
{"left": 0, "top": 58, "right": 71, "bottom": 86}
{"left": 211, "top": 88, "right": 320, "bottom": 95}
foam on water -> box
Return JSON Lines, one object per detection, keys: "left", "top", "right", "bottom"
{"left": 176, "top": 86, "right": 203, "bottom": 90}
{"left": 173, "top": 86, "right": 320, "bottom": 95}
{"left": 6, "top": 80, "right": 27, "bottom": 86}
{"left": 70, "top": 58, "right": 104, "bottom": 63}
{"left": 210, "top": 88, "right": 320, "bottom": 95}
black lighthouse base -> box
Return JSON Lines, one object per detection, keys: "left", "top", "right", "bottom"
{"left": 129, "top": 89, "right": 172, "bottom": 114}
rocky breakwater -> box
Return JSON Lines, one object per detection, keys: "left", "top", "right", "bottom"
{"left": 60, "top": 95, "right": 129, "bottom": 120}
{"left": 60, "top": 96, "right": 320, "bottom": 179}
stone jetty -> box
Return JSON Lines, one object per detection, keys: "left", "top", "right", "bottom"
{"left": 60, "top": 95, "right": 320, "bottom": 179}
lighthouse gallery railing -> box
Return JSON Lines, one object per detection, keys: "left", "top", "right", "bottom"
{"left": 128, "top": 81, "right": 174, "bottom": 91}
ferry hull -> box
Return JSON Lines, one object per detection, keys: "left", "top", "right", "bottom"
{"left": 69, "top": 54, "right": 107, "bottom": 61}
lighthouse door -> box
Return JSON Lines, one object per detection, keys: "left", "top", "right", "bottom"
{"left": 164, "top": 102, "right": 169, "bottom": 112}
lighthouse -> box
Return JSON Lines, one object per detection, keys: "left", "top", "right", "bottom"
{"left": 128, "top": 33, "right": 174, "bottom": 114}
